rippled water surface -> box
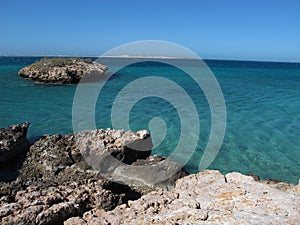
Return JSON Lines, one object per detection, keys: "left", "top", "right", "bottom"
{"left": 0, "top": 57, "right": 299, "bottom": 183}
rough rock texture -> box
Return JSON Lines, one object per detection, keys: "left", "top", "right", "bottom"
{"left": 0, "top": 174, "right": 140, "bottom": 225}
{"left": 76, "top": 129, "right": 153, "bottom": 174}
{"left": 111, "top": 155, "right": 188, "bottom": 193}
{"left": 0, "top": 127, "right": 187, "bottom": 224}
{"left": 18, "top": 128, "right": 186, "bottom": 193}
{"left": 76, "top": 170, "right": 300, "bottom": 225}
{"left": 0, "top": 122, "right": 30, "bottom": 164}
{"left": 18, "top": 128, "right": 153, "bottom": 181}
{"left": 1, "top": 124, "right": 299, "bottom": 224}
{"left": 18, "top": 58, "right": 108, "bottom": 84}
{"left": 0, "top": 125, "right": 187, "bottom": 224}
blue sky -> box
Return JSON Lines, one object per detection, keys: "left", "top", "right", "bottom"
{"left": 0, "top": 0, "right": 299, "bottom": 61}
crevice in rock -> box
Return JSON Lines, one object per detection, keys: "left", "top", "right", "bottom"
{"left": 224, "top": 175, "right": 228, "bottom": 183}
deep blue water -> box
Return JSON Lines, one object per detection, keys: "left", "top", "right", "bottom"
{"left": 0, "top": 56, "right": 299, "bottom": 183}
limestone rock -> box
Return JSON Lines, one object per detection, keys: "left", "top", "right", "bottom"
{"left": 0, "top": 175, "right": 140, "bottom": 225}
{"left": 18, "top": 58, "right": 108, "bottom": 84}
{"left": 260, "top": 178, "right": 300, "bottom": 196}
{"left": 76, "top": 128, "right": 153, "bottom": 174}
{"left": 64, "top": 217, "right": 87, "bottom": 225}
{"left": 111, "top": 155, "right": 188, "bottom": 193}
{"left": 0, "top": 122, "right": 30, "bottom": 164}
{"left": 17, "top": 127, "right": 187, "bottom": 195}
{"left": 0, "top": 126, "right": 189, "bottom": 224}
{"left": 35, "top": 202, "right": 80, "bottom": 225}
{"left": 80, "top": 170, "right": 300, "bottom": 224}
{"left": 18, "top": 128, "right": 153, "bottom": 181}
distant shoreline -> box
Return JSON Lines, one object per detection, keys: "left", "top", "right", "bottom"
{"left": 0, "top": 55, "right": 300, "bottom": 64}
{"left": 100, "top": 55, "right": 195, "bottom": 60}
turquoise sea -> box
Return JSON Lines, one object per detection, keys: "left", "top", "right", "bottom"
{"left": 0, "top": 57, "right": 299, "bottom": 183}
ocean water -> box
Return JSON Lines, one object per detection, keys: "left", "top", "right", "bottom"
{"left": 0, "top": 56, "right": 299, "bottom": 183}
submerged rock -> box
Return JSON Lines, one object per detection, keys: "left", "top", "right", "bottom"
{"left": 0, "top": 122, "right": 30, "bottom": 165}
{"left": 18, "top": 58, "right": 108, "bottom": 84}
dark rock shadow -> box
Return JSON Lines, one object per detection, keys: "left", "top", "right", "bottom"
{"left": 0, "top": 152, "right": 27, "bottom": 182}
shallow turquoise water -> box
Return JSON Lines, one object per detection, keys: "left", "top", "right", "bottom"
{"left": 0, "top": 57, "right": 299, "bottom": 183}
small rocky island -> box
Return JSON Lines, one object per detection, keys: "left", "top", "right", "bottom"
{"left": 0, "top": 123, "right": 299, "bottom": 224}
{"left": 18, "top": 58, "right": 108, "bottom": 84}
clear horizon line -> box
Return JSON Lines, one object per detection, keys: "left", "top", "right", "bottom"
{"left": 0, "top": 54, "right": 299, "bottom": 64}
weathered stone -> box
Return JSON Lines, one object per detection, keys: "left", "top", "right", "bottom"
{"left": 111, "top": 155, "right": 188, "bottom": 193}
{"left": 35, "top": 202, "right": 79, "bottom": 225}
{"left": 76, "top": 129, "right": 153, "bottom": 174}
{"left": 18, "top": 58, "right": 108, "bottom": 84}
{"left": 0, "top": 175, "right": 140, "bottom": 224}
{"left": 0, "top": 122, "right": 30, "bottom": 164}
{"left": 0, "top": 202, "right": 21, "bottom": 218}
{"left": 79, "top": 170, "right": 300, "bottom": 224}
{"left": 0, "top": 127, "right": 159, "bottom": 224}
{"left": 21, "top": 126, "right": 185, "bottom": 193}
{"left": 18, "top": 128, "right": 153, "bottom": 181}
{"left": 260, "top": 178, "right": 300, "bottom": 196}
{"left": 2, "top": 205, "right": 46, "bottom": 225}
{"left": 64, "top": 217, "right": 87, "bottom": 225}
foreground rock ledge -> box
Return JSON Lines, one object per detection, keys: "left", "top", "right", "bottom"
{"left": 1, "top": 124, "right": 299, "bottom": 224}
{"left": 18, "top": 58, "right": 108, "bottom": 84}
{"left": 0, "top": 174, "right": 141, "bottom": 225}
{"left": 0, "top": 127, "right": 187, "bottom": 224}
{"left": 18, "top": 128, "right": 186, "bottom": 193}
{"left": 67, "top": 170, "right": 300, "bottom": 225}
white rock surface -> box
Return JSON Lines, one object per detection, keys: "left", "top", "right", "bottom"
{"left": 75, "top": 170, "right": 300, "bottom": 225}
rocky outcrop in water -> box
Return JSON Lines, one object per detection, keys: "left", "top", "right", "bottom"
{"left": 71, "top": 170, "right": 300, "bottom": 225}
{"left": 18, "top": 58, "right": 108, "bottom": 84}
{"left": 0, "top": 122, "right": 30, "bottom": 164}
